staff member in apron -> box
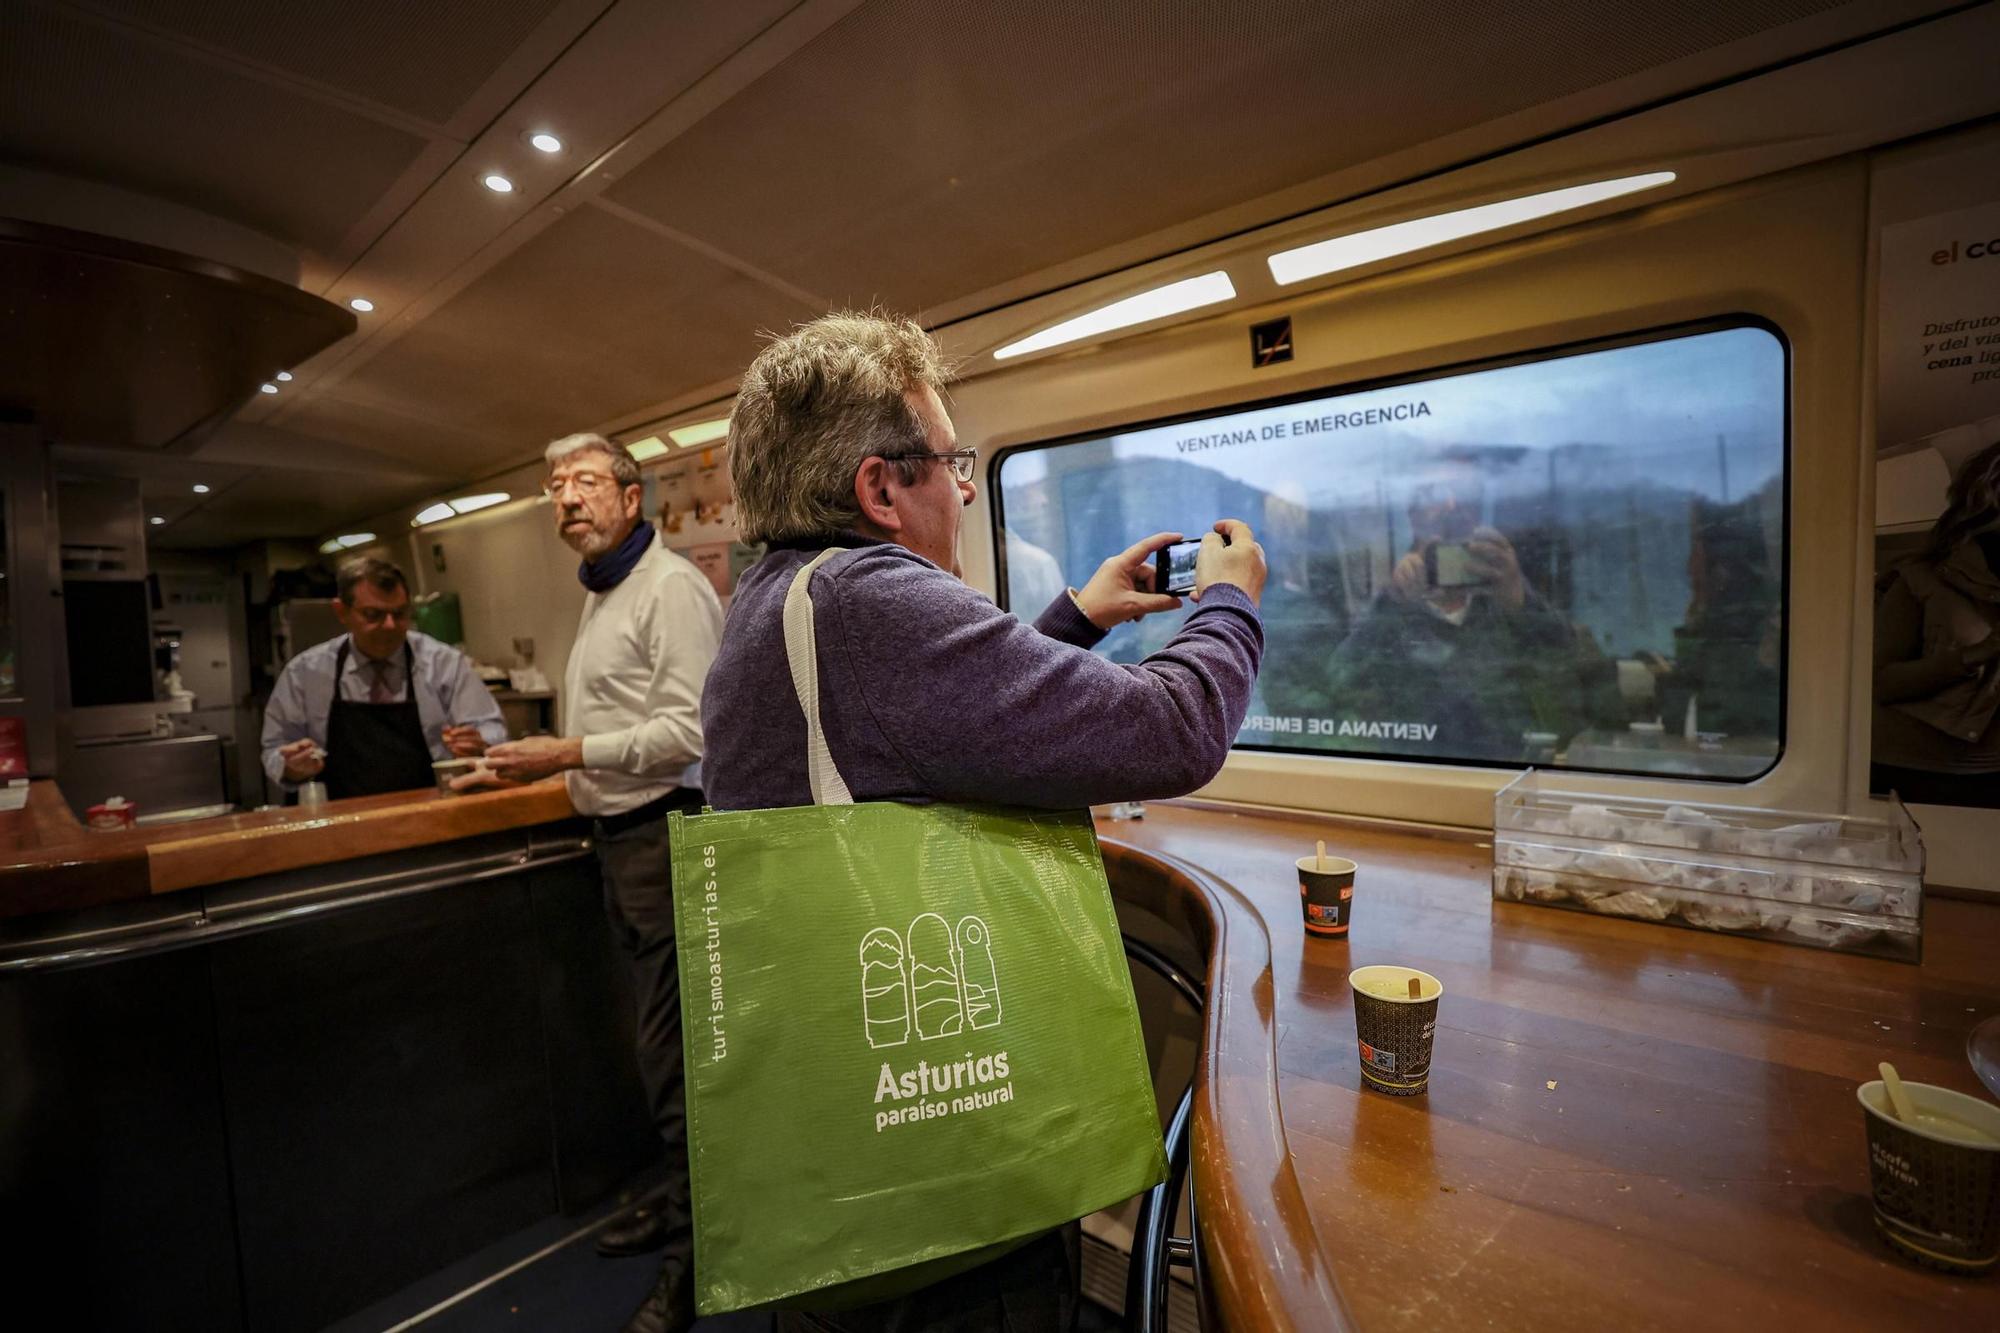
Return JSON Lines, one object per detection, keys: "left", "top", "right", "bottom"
{"left": 260, "top": 556, "right": 507, "bottom": 800}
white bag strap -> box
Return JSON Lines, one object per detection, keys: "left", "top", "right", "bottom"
{"left": 782, "top": 549, "right": 854, "bottom": 806}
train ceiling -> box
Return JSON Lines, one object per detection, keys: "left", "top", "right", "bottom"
{"left": 0, "top": 0, "right": 1966, "bottom": 546}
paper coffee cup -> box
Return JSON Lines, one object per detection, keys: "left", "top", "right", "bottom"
{"left": 1349, "top": 965, "right": 1442, "bottom": 1096}
{"left": 1858, "top": 1079, "right": 2000, "bottom": 1272}
{"left": 1296, "top": 855, "right": 1356, "bottom": 937}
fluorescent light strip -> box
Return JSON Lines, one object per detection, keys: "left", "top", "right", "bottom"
{"left": 1268, "top": 171, "right": 1676, "bottom": 285}
{"left": 627, "top": 436, "right": 669, "bottom": 461}
{"left": 320, "top": 532, "right": 377, "bottom": 553}
{"left": 993, "top": 272, "right": 1237, "bottom": 361}
{"left": 448, "top": 492, "right": 509, "bottom": 515}
{"left": 668, "top": 417, "right": 730, "bottom": 448}
{"left": 412, "top": 503, "right": 454, "bottom": 526}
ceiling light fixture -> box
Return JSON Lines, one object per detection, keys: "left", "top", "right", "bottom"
{"left": 1266, "top": 171, "right": 1677, "bottom": 286}
{"left": 482, "top": 173, "right": 515, "bottom": 193}
{"left": 319, "top": 532, "right": 376, "bottom": 554}
{"left": 667, "top": 417, "right": 731, "bottom": 448}
{"left": 410, "top": 493, "right": 513, "bottom": 527}
{"left": 350, "top": 297, "right": 375, "bottom": 312}
{"left": 260, "top": 383, "right": 278, "bottom": 394}
{"left": 627, "top": 436, "right": 670, "bottom": 461}
{"left": 527, "top": 131, "right": 563, "bottom": 154}
{"left": 993, "top": 272, "right": 1237, "bottom": 361}
{"left": 191, "top": 483, "right": 209, "bottom": 494}
{"left": 276, "top": 371, "right": 293, "bottom": 382}
{"left": 149, "top": 516, "right": 165, "bottom": 526}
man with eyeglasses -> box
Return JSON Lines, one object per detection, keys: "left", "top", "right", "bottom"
{"left": 260, "top": 555, "right": 505, "bottom": 800}
{"left": 465, "top": 432, "right": 723, "bottom": 1333}
{"left": 700, "top": 312, "right": 1266, "bottom": 1332}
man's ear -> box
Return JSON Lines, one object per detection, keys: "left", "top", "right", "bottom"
{"left": 853, "top": 457, "right": 904, "bottom": 534}
{"left": 621, "top": 482, "right": 643, "bottom": 522}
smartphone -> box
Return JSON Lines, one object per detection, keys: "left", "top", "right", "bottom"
{"left": 1154, "top": 539, "right": 1202, "bottom": 596}
{"left": 1425, "top": 542, "right": 1480, "bottom": 589}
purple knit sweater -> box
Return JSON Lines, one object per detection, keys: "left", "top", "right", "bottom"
{"left": 701, "top": 535, "right": 1263, "bottom": 812}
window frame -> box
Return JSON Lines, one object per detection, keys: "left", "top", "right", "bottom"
{"left": 987, "top": 314, "right": 1793, "bottom": 783}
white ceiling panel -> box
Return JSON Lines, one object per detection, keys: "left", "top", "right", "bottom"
{"left": 289, "top": 203, "right": 816, "bottom": 472}
{"left": 602, "top": 0, "right": 1866, "bottom": 314}
{"left": 83, "top": 0, "right": 581, "bottom": 126}
{"left": 0, "top": 2, "right": 433, "bottom": 256}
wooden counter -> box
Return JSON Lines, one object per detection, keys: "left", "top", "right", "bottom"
{"left": 1098, "top": 802, "right": 2000, "bottom": 1332}
{"left": 0, "top": 778, "right": 575, "bottom": 918}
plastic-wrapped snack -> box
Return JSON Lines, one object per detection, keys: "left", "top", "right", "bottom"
{"left": 1659, "top": 804, "right": 1725, "bottom": 850}
{"left": 1589, "top": 889, "right": 1672, "bottom": 921}
{"left": 1784, "top": 910, "right": 1876, "bottom": 950}
{"left": 1563, "top": 803, "right": 1621, "bottom": 841}
{"left": 1682, "top": 896, "right": 1761, "bottom": 930}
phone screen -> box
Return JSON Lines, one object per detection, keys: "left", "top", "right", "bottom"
{"left": 1425, "top": 542, "right": 1480, "bottom": 589}
{"left": 1155, "top": 540, "right": 1202, "bottom": 595}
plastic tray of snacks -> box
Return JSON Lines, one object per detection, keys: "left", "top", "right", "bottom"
{"left": 1491, "top": 771, "right": 1923, "bottom": 961}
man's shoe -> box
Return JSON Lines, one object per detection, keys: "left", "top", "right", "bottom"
{"left": 596, "top": 1205, "right": 671, "bottom": 1257}
{"left": 620, "top": 1262, "right": 696, "bottom": 1333}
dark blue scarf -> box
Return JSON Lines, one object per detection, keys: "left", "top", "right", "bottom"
{"left": 579, "top": 520, "right": 656, "bottom": 593}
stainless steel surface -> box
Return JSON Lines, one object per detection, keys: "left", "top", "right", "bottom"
{"left": 0, "top": 838, "right": 591, "bottom": 974}
{"left": 59, "top": 730, "right": 226, "bottom": 818}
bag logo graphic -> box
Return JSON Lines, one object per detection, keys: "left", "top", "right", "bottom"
{"left": 858, "top": 913, "right": 1002, "bottom": 1048}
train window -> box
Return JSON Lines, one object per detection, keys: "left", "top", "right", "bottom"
{"left": 992, "top": 320, "right": 1788, "bottom": 781}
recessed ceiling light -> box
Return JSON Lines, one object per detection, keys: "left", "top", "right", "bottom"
{"left": 993, "top": 272, "right": 1238, "bottom": 360}
{"left": 1266, "top": 171, "right": 1678, "bottom": 285}
{"left": 411, "top": 503, "right": 455, "bottom": 527}
{"left": 331, "top": 533, "right": 375, "bottom": 551}
{"left": 627, "top": 436, "right": 670, "bottom": 461}
{"left": 350, "top": 297, "right": 375, "bottom": 312}
{"left": 149, "top": 516, "right": 165, "bottom": 526}
{"left": 667, "top": 417, "right": 731, "bottom": 448}
{"left": 482, "top": 173, "right": 515, "bottom": 193}
{"left": 448, "top": 492, "right": 509, "bottom": 515}
{"left": 276, "top": 371, "right": 293, "bottom": 382}
{"left": 191, "top": 483, "right": 209, "bottom": 494}
{"left": 260, "top": 383, "right": 278, "bottom": 394}
{"left": 527, "top": 132, "right": 563, "bottom": 154}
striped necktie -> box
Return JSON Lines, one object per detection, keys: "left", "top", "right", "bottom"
{"left": 368, "top": 658, "right": 395, "bottom": 703}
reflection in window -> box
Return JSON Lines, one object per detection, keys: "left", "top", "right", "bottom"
{"left": 994, "top": 323, "right": 1787, "bottom": 781}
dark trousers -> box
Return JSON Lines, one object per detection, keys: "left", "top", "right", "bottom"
{"left": 593, "top": 788, "right": 703, "bottom": 1281}
{"left": 774, "top": 1224, "right": 1081, "bottom": 1333}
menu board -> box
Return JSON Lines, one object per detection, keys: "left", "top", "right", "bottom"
{"left": 645, "top": 446, "right": 763, "bottom": 605}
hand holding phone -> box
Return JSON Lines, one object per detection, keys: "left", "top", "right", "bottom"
{"left": 1195, "top": 519, "right": 1266, "bottom": 606}
{"left": 1072, "top": 532, "right": 1187, "bottom": 630}
{"left": 1153, "top": 540, "right": 1202, "bottom": 596}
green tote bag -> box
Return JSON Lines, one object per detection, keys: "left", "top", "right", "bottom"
{"left": 669, "top": 549, "right": 1167, "bottom": 1315}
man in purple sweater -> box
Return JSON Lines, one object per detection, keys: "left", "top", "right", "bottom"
{"left": 701, "top": 312, "right": 1265, "bottom": 1331}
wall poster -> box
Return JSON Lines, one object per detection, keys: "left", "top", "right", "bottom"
{"left": 1870, "top": 142, "right": 2000, "bottom": 811}
{"left": 644, "top": 445, "right": 764, "bottom": 607}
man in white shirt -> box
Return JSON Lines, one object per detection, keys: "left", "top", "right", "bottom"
{"left": 476, "top": 433, "right": 721, "bottom": 1333}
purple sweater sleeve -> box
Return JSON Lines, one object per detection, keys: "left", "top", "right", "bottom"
{"left": 817, "top": 553, "right": 1262, "bottom": 809}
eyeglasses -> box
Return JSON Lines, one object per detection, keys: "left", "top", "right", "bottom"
{"left": 543, "top": 471, "right": 621, "bottom": 498}
{"left": 896, "top": 449, "right": 978, "bottom": 483}
{"left": 354, "top": 606, "right": 411, "bottom": 627}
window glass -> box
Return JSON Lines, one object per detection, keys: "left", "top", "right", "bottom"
{"left": 993, "top": 322, "right": 1788, "bottom": 780}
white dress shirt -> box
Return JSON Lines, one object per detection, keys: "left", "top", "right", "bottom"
{"left": 566, "top": 536, "right": 724, "bottom": 817}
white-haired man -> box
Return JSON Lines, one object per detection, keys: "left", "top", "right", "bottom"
{"left": 474, "top": 433, "right": 721, "bottom": 1333}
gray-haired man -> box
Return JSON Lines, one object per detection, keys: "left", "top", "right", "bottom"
{"left": 704, "top": 313, "right": 1266, "bottom": 1331}
{"left": 473, "top": 433, "right": 721, "bottom": 1333}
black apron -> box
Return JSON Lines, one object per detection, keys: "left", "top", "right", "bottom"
{"left": 323, "top": 640, "right": 436, "bottom": 799}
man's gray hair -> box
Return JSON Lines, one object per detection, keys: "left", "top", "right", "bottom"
{"left": 729, "top": 312, "right": 948, "bottom": 544}
{"left": 545, "top": 432, "right": 641, "bottom": 488}
{"left": 335, "top": 555, "right": 407, "bottom": 604}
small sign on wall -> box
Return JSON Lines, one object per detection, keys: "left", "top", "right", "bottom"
{"left": 1251, "top": 316, "right": 1293, "bottom": 368}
